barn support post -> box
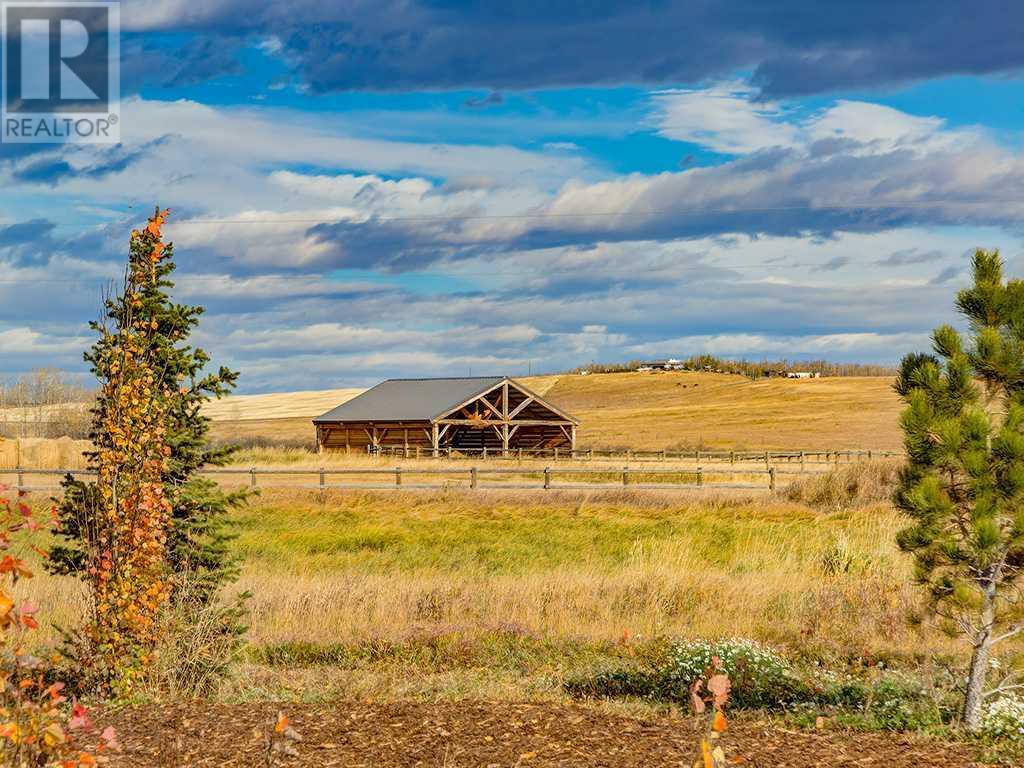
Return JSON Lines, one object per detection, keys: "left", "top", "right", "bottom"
{"left": 501, "top": 381, "right": 510, "bottom": 457}
{"left": 571, "top": 425, "right": 577, "bottom": 454}
{"left": 431, "top": 423, "right": 439, "bottom": 458}
{"left": 315, "top": 424, "right": 323, "bottom": 454}
{"left": 345, "top": 428, "right": 350, "bottom": 455}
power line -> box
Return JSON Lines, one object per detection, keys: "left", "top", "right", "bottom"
{"left": 163, "top": 197, "right": 1019, "bottom": 226}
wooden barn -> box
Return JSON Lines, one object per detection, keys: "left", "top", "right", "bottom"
{"left": 313, "top": 376, "right": 578, "bottom": 455}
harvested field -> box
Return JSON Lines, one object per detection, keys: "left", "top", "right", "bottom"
{"left": 202, "top": 372, "right": 904, "bottom": 452}
{"left": 105, "top": 700, "right": 989, "bottom": 767}
{"left": 544, "top": 372, "right": 904, "bottom": 451}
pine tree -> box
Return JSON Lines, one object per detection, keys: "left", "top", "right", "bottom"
{"left": 895, "top": 248, "right": 1024, "bottom": 731}
{"left": 51, "top": 208, "right": 249, "bottom": 690}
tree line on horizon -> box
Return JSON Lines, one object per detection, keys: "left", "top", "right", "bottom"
{"left": 570, "top": 356, "right": 898, "bottom": 378}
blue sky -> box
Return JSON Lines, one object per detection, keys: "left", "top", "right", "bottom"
{"left": 5, "top": 1, "right": 1024, "bottom": 391}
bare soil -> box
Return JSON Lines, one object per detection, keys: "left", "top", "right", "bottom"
{"left": 105, "top": 700, "right": 990, "bottom": 767}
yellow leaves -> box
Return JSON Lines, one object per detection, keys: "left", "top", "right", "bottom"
{"left": 0, "top": 591, "right": 14, "bottom": 628}
{"left": 700, "top": 738, "right": 714, "bottom": 768}
{"left": 43, "top": 722, "right": 66, "bottom": 747}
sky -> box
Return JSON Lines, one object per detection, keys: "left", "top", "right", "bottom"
{"left": 5, "top": 1, "right": 1024, "bottom": 391}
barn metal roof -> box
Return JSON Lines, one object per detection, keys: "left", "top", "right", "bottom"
{"left": 313, "top": 377, "right": 507, "bottom": 423}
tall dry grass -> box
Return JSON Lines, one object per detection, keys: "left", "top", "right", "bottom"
{"left": 783, "top": 460, "right": 900, "bottom": 511}
{"left": 214, "top": 488, "right": 931, "bottom": 659}
{"left": 16, "top": 487, "right": 928, "bottom": 657}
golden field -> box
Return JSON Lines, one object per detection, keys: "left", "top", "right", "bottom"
{"left": 204, "top": 371, "right": 904, "bottom": 452}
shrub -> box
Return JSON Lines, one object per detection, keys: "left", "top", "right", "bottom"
{"left": 981, "top": 695, "right": 1024, "bottom": 743}
{"left": 660, "top": 638, "right": 804, "bottom": 709}
{"left": 565, "top": 638, "right": 806, "bottom": 710}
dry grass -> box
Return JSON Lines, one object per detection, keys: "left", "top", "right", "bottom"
{"left": 202, "top": 387, "right": 365, "bottom": 421}
{"left": 216, "top": 488, "right": 927, "bottom": 658}
{"left": 16, "top": 486, "right": 934, "bottom": 660}
{"left": 0, "top": 436, "right": 90, "bottom": 469}
{"left": 547, "top": 371, "right": 904, "bottom": 451}
{"left": 784, "top": 461, "right": 902, "bottom": 511}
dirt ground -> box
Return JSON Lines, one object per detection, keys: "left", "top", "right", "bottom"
{"left": 104, "top": 700, "right": 990, "bottom": 768}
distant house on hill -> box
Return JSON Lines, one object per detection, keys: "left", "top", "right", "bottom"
{"left": 638, "top": 359, "right": 686, "bottom": 371}
{"left": 786, "top": 371, "right": 821, "bottom": 379}
{"left": 313, "top": 376, "right": 579, "bottom": 455}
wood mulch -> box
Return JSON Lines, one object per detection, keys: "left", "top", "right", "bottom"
{"left": 103, "top": 700, "right": 991, "bottom": 767}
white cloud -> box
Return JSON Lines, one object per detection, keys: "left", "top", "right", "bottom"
{"left": 652, "top": 84, "right": 800, "bottom": 154}
{"left": 654, "top": 87, "right": 980, "bottom": 158}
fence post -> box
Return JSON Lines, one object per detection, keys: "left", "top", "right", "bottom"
{"left": 769, "top": 467, "right": 776, "bottom": 492}
{"left": 622, "top": 466, "right": 630, "bottom": 486}
{"left": 764, "top": 450, "right": 770, "bottom": 470}
{"left": 250, "top": 467, "right": 257, "bottom": 489}
{"left": 543, "top": 467, "right": 551, "bottom": 490}
{"left": 16, "top": 466, "right": 23, "bottom": 494}
{"left": 518, "top": 448, "right": 523, "bottom": 463}
{"left": 482, "top": 446, "right": 488, "bottom": 461}
{"left": 730, "top": 450, "right": 735, "bottom": 465}
{"left": 799, "top": 451, "right": 805, "bottom": 471}
{"left": 588, "top": 448, "right": 593, "bottom": 461}
{"left": 470, "top": 466, "right": 478, "bottom": 489}
{"left": 868, "top": 449, "right": 873, "bottom": 461}
{"left": 697, "top": 467, "right": 703, "bottom": 487}
{"left": 395, "top": 467, "right": 402, "bottom": 487}
{"left": 660, "top": 449, "right": 666, "bottom": 462}
{"left": 554, "top": 447, "right": 559, "bottom": 462}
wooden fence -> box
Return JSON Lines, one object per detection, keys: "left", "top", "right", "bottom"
{"left": 373, "top": 445, "right": 900, "bottom": 466}
{"left": 0, "top": 464, "right": 839, "bottom": 494}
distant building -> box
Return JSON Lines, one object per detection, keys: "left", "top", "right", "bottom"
{"left": 786, "top": 371, "right": 820, "bottom": 379}
{"left": 638, "top": 358, "right": 686, "bottom": 371}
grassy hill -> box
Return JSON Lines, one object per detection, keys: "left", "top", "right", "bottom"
{"left": 546, "top": 371, "right": 903, "bottom": 450}
{"left": 205, "top": 371, "right": 903, "bottom": 451}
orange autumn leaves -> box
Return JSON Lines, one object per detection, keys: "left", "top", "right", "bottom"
{"left": 89, "top": 208, "right": 176, "bottom": 697}
{"left": 0, "top": 489, "right": 116, "bottom": 765}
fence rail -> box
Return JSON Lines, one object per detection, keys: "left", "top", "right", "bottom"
{"left": 0, "top": 463, "right": 842, "bottom": 494}
{"left": 371, "top": 445, "right": 901, "bottom": 465}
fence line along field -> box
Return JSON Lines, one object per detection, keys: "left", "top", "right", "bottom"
{"left": 202, "top": 371, "right": 905, "bottom": 451}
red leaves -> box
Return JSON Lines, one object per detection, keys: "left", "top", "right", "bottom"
{"left": 0, "top": 496, "right": 105, "bottom": 765}
{"left": 69, "top": 704, "right": 92, "bottom": 732}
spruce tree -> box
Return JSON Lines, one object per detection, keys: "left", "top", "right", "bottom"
{"left": 895, "top": 248, "right": 1024, "bottom": 730}
{"left": 52, "top": 208, "right": 249, "bottom": 678}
